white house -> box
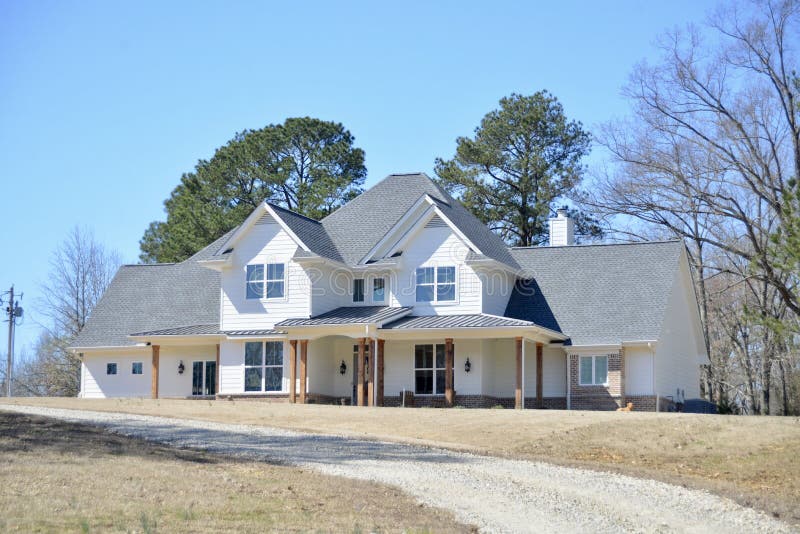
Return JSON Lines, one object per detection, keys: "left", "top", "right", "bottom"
{"left": 72, "top": 173, "right": 708, "bottom": 410}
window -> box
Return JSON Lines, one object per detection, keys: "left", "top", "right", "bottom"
{"left": 246, "top": 264, "right": 264, "bottom": 299}
{"left": 579, "top": 355, "right": 608, "bottom": 386}
{"left": 437, "top": 266, "right": 456, "bottom": 301}
{"left": 266, "top": 263, "right": 285, "bottom": 299}
{"left": 415, "top": 266, "right": 456, "bottom": 303}
{"left": 246, "top": 263, "right": 285, "bottom": 299}
{"left": 131, "top": 362, "right": 143, "bottom": 375}
{"left": 414, "top": 344, "right": 451, "bottom": 395}
{"left": 372, "top": 277, "right": 386, "bottom": 303}
{"left": 244, "top": 341, "right": 284, "bottom": 392}
{"left": 353, "top": 278, "right": 365, "bottom": 302}
{"left": 106, "top": 363, "right": 117, "bottom": 375}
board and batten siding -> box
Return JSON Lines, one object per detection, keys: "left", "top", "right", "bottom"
{"left": 158, "top": 345, "right": 217, "bottom": 397}
{"left": 625, "top": 346, "right": 654, "bottom": 396}
{"left": 389, "top": 225, "right": 482, "bottom": 314}
{"left": 81, "top": 352, "right": 150, "bottom": 398}
{"left": 522, "top": 343, "right": 567, "bottom": 397}
{"left": 654, "top": 258, "right": 705, "bottom": 399}
{"left": 220, "top": 220, "right": 311, "bottom": 331}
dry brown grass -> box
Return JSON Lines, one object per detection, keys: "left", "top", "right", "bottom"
{"left": 3, "top": 398, "right": 799, "bottom": 524}
{"left": 0, "top": 411, "right": 472, "bottom": 533}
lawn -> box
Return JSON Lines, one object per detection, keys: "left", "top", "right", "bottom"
{"left": 0, "top": 411, "right": 471, "bottom": 533}
{"left": 2, "top": 397, "right": 799, "bottom": 524}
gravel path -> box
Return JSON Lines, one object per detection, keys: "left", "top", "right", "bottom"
{"left": 3, "top": 405, "right": 793, "bottom": 533}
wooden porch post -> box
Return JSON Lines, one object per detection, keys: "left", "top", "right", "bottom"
{"left": 299, "top": 340, "right": 308, "bottom": 404}
{"left": 289, "top": 340, "right": 298, "bottom": 403}
{"left": 357, "top": 338, "right": 366, "bottom": 406}
{"left": 368, "top": 338, "right": 375, "bottom": 407}
{"left": 515, "top": 337, "right": 523, "bottom": 409}
{"left": 215, "top": 344, "right": 220, "bottom": 395}
{"left": 377, "top": 339, "right": 385, "bottom": 407}
{"left": 445, "top": 338, "right": 454, "bottom": 407}
{"left": 151, "top": 344, "right": 160, "bottom": 399}
{"left": 536, "top": 342, "right": 544, "bottom": 408}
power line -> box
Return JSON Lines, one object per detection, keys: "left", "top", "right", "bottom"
{"left": 2, "top": 285, "right": 24, "bottom": 397}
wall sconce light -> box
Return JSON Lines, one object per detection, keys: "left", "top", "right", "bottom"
{"left": 339, "top": 360, "right": 347, "bottom": 375}
{"left": 464, "top": 358, "right": 471, "bottom": 373}
{"left": 178, "top": 360, "right": 185, "bottom": 374}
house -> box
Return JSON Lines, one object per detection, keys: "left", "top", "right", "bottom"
{"left": 72, "top": 173, "right": 708, "bottom": 410}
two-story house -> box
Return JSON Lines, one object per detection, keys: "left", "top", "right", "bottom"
{"left": 72, "top": 173, "right": 708, "bottom": 411}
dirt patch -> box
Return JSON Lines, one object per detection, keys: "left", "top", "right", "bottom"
{"left": 0, "top": 412, "right": 473, "bottom": 533}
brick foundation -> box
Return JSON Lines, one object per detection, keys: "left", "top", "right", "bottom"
{"left": 624, "top": 395, "right": 657, "bottom": 412}
{"left": 214, "top": 393, "right": 344, "bottom": 405}
{"left": 383, "top": 393, "right": 566, "bottom": 409}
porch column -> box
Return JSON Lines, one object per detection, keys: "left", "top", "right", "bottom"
{"left": 445, "top": 338, "right": 454, "bottom": 407}
{"left": 368, "top": 338, "right": 375, "bottom": 407}
{"left": 357, "top": 338, "right": 366, "bottom": 406}
{"left": 536, "top": 342, "right": 544, "bottom": 408}
{"left": 299, "top": 340, "right": 308, "bottom": 404}
{"left": 515, "top": 337, "right": 523, "bottom": 409}
{"left": 376, "top": 339, "right": 385, "bottom": 407}
{"left": 289, "top": 340, "right": 298, "bottom": 403}
{"left": 215, "top": 344, "right": 220, "bottom": 395}
{"left": 151, "top": 344, "right": 160, "bottom": 399}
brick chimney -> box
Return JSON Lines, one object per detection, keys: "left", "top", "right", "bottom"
{"left": 548, "top": 209, "right": 575, "bottom": 246}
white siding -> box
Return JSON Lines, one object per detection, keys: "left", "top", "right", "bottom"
{"left": 158, "top": 345, "right": 217, "bottom": 397}
{"left": 654, "top": 257, "right": 705, "bottom": 400}
{"left": 81, "top": 352, "right": 150, "bottom": 398}
{"left": 625, "top": 346, "right": 654, "bottom": 395}
{"left": 481, "top": 270, "right": 515, "bottom": 316}
{"left": 390, "top": 225, "right": 482, "bottom": 315}
{"left": 488, "top": 339, "right": 515, "bottom": 397}
{"left": 219, "top": 339, "right": 290, "bottom": 395}
{"left": 221, "top": 222, "right": 311, "bottom": 330}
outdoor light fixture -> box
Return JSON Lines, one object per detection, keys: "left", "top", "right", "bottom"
{"left": 464, "top": 358, "right": 471, "bottom": 373}
{"left": 339, "top": 360, "right": 347, "bottom": 375}
{"left": 178, "top": 360, "right": 185, "bottom": 374}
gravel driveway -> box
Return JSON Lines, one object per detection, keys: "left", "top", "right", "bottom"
{"left": 3, "top": 405, "right": 793, "bottom": 533}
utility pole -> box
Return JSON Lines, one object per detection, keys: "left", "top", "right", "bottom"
{"left": 3, "top": 286, "right": 23, "bottom": 397}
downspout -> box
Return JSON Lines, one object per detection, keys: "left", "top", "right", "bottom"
{"left": 650, "top": 342, "right": 658, "bottom": 412}
{"left": 521, "top": 339, "right": 526, "bottom": 410}
{"left": 566, "top": 350, "right": 571, "bottom": 410}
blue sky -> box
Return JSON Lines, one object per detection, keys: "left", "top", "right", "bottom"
{"left": 0, "top": 0, "right": 712, "bottom": 352}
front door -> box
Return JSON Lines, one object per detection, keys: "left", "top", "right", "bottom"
{"left": 192, "top": 360, "right": 216, "bottom": 396}
{"left": 351, "top": 344, "right": 370, "bottom": 405}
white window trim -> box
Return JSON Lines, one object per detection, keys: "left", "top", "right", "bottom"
{"left": 245, "top": 262, "right": 288, "bottom": 302}
{"left": 415, "top": 265, "right": 458, "bottom": 304}
{"left": 413, "top": 343, "right": 450, "bottom": 396}
{"left": 372, "top": 276, "right": 387, "bottom": 304}
{"left": 244, "top": 341, "right": 285, "bottom": 393}
{"left": 578, "top": 355, "right": 609, "bottom": 386}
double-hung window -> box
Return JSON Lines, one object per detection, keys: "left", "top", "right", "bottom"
{"left": 244, "top": 341, "right": 284, "bottom": 392}
{"left": 414, "top": 344, "right": 450, "bottom": 395}
{"left": 579, "top": 355, "right": 608, "bottom": 386}
{"left": 246, "top": 263, "right": 285, "bottom": 299}
{"left": 353, "top": 279, "right": 365, "bottom": 303}
{"left": 372, "top": 277, "right": 386, "bottom": 303}
{"left": 415, "top": 266, "right": 456, "bottom": 303}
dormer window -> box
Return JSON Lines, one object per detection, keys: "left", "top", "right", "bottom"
{"left": 353, "top": 279, "right": 365, "bottom": 303}
{"left": 373, "top": 277, "right": 386, "bottom": 303}
{"left": 246, "top": 263, "right": 285, "bottom": 300}
{"left": 416, "top": 266, "right": 456, "bottom": 303}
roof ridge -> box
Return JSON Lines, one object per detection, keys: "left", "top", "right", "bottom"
{"left": 511, "top": 239, "right": 682, "bottom": 251}
{"left": 266, "top": 201, "right": 322, "bottom": 224}
{"left": 122, "top": 262, "right": 176, "bottom": 267}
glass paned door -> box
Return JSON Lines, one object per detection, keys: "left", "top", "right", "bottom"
{"left": 193, "top": 361, "right": 217, "bottom": 396}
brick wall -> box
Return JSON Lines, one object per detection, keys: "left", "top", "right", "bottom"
{"left": 625, "top": 395, "right": 657, "bottom": 412}
{"left": 568, "top": 351, "right": 625, "bottom": 411}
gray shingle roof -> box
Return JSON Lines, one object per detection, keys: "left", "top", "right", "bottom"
{"left": 268, "top": 203, "right": 345, "bottom": 263}
{"left": 505, "top": 241, "right": 684, "bottom": 346}
{"left": 320, "top": 173, "right": 518, "bottom": 268}
{"left": 71, "top": 232, "right": 232, "bottom": 349}
{"left": 276, "top": 306, "right": 412, "bottom": 327}
{"left": 130, "top": 324, "right": 222, "bottom": 337}
{"left": 381, "top": 314, "right": 536, "bottom": 329}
